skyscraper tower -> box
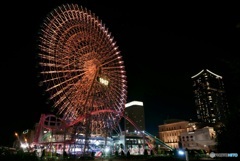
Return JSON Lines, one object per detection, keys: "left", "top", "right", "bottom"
{"left": 191, "top": 69, "right": 229, "bottom": 124}
{"left": 124, "top": 101, "right": 145, "bottom": 132}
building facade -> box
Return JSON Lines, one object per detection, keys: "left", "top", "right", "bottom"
{"left": 180, "top": 126, "right": 216, "bottom": 153}
{"left": 158, "top": 119, "right": 189, "bottom": 149}
{"left": 158, "top": 119, "right": 216, "bottom": 152}
{"left": 124, "top": 101, "right": 145, "bottom": 132}
{"left": 191, "top": 69, "right": 229, "bottom": 124}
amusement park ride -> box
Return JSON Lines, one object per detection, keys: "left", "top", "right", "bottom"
{"left": 34, "top": 3, "right": 172, "bottom": 156}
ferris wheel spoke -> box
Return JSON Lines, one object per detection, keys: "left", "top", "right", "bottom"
{"left": 40, "top": 68, "right": 84, "bottom": 74}
{"left": 99, "top": 55, "right": 122, "bottom": 67}
{"left": 38, "top": 3, "right": 127, "bottom": 135}
{"left": 49, "top": 81, "right": 76, "bottom": 100}
{"left": 45, "top": 71, "right": 86, "bottom": 92}
{"left": 39, "top": 62, "right": 66, "bottom": 68}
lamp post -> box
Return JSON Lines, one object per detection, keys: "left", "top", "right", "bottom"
{"left": 15, "top": 132, "right": 19, "bottom": 139}
{"left": 25, "top": 138, "right": 30, "bottom": 150}
{"left": 15, "top": 132, "right": 21, "bottom": 149}
{"left": 15, "top": 132, "right": 21, "bottom": 142}
{"left": 178, "top": 149, "right": 189, "bottom": 161}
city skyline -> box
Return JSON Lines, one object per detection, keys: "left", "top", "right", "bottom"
{"left": 1, "top": 1, "right": 239, "bottom": 147}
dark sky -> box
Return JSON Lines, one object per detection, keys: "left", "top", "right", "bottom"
{"left": 1, "top": 1, "right": 240, "bottom": 146}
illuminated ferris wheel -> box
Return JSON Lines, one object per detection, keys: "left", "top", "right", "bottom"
{"left": 38, "top": 3, "right": 127, "bottom": 135}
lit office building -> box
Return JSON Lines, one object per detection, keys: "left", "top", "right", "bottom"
{"left": 124, "top": 101, "right": 145, "bottom": 132}
{"left": 191, "top": 69, "right": 229, "bottom": 124}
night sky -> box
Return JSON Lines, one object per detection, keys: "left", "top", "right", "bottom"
{"left": 1, "top": 1, "right": 239, "bottom": 147}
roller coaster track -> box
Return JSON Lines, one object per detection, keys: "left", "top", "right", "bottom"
{"left": 123, "top": 115, "right": 173, "bottom": 151}
{"left": 143, "top": 131, "right": 173, "bottom": 151}
{"left": 35, "top": 111, "right": 173, "bottom": 151}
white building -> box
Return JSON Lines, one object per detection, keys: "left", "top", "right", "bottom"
{"left": 180, "top": 126, "right": 216, "bottom": 153}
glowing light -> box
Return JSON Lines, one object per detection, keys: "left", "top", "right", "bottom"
{"left": 206, "top": 69, "right": 222, "bottom": 78}
{"left": 105, "top": 147, "right": 110, "bottom": 153}
{"left": 95, "top": 140, "right": 100, "bottom": 146}
{"left": 23, "top": 129, "right": 29, "bottom": 134}
{"left": 178, "top": 150, "right": 184, "bottom": 155}
{"left": 98, "top": 77, "right": 109, "bottom": 86}
{"left": 21, "top": 143, "right": 29, "bottom": 149}
{"left": 191, "top": 69, "right": 222, "bottom": 79}
{"left": 125, "top": 101, "right": 143, "bottom": 108}
{"left": 191, "top": 70, "right": 204, "bottom": 78}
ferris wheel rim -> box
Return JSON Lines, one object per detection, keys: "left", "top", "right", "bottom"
{"left": 38, "top": 3, "right": 127, "bottom": 134}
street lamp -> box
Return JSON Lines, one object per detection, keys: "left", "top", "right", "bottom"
{"left": 178, "top": 149, "right": 189, "bottom": 161}
{"left": 15, "top": 132, "right": 20, "bottom": 141}
{"left": 14, "top": 132, "right": 22, "bottom": 149}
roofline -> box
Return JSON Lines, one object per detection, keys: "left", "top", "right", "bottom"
{"left": 206, "top": 69, "right": 222, "bottom": 78}
{"left": 158, "top": 120, "right": 189, "bottom": 126}
{"left": 125, "top": 101, "right": 143, "bottom": 108}
{"left": 191, "top": 69, "right": 204, "bottom": 79}
{"left": 191, "top": 69, "right": 222, "bottom": 79}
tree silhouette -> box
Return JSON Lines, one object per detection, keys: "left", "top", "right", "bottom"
{"left": 216, "top": 58, "right": 240, "bottom": 155}
{"left": 216, "top": 106, "right": 240, "bottom": 154}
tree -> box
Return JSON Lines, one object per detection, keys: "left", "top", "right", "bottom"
{"left": 216, "top": 106, "right": 240, "bottom": 154}
{"left": 127, "top": 150, "right": 130, "bottom": 157}
{"left": 144, "top": 149, "right": 148, "bottom": 156}
{"left": 121, "top": 150, "right": 125, "bottom": 156}
{"left": 215, "top": 57, "right": 240, "bottom": 155}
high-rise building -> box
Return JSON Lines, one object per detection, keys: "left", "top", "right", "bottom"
{"left": 124, "top": 101, "right": 145, "bottom": 132}
{"left": 191, "top": 69, "right": 229, "bottom": 124}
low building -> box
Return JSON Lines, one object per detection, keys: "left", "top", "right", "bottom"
{"left": 158, "top": 119, "right": 189, "bottom": 149}
{"left": 180, "top": 126, "right": 216, "bottom": 153}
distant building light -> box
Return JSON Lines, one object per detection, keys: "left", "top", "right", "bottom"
{"left": 23, "top": 129, "right": 29, "bottom": 134}
{"left": 125, "top": 101, "right": 143, "bottom": 108}
{"left": 191, "top": 70, "right": 204, "bottom": 78}
{"left": 206, "top": 69, "right": 222, "bottom": 78}
{"left": 191, "top": 69, "right": 222, "bottom": 79}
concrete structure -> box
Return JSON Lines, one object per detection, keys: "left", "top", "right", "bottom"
{"left": 180, "top": 126, "right": 216, "bottom": 152}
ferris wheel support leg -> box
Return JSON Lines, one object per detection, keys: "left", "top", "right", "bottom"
{"left": 83, "top": 114, "right": 92, "bottom": 155}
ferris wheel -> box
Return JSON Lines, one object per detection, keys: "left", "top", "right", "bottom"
{"left": 38, "top": 3, "right": 127, "bottom": 135}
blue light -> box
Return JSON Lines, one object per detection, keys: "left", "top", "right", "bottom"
{"left": 178, "top": 150, "right": 185, "bottom": 155}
